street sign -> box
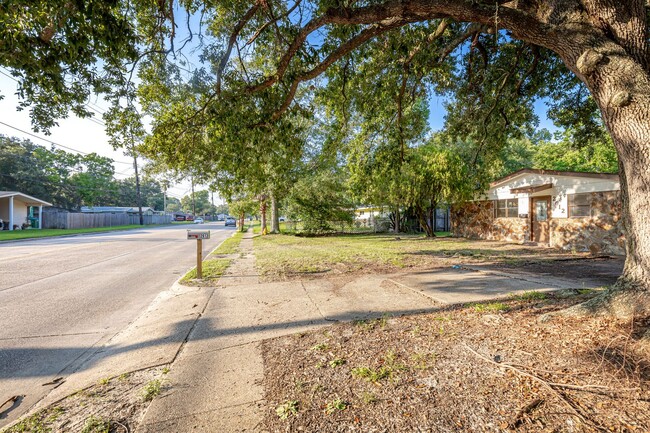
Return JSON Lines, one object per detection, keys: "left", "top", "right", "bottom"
{"left": 187, "top": 230, "right": 210, "bottom": 240}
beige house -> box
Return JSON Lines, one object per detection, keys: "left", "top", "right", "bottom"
{"left": 0, "top": 191, "right": 52, "bottom": 230}
{"left": 451, "top": 169, "right": 624, "bottom": 255}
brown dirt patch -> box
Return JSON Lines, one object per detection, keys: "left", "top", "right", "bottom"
{"left": 261, "top": 294, "right": 650, "bottom": 432}
{"left": 2, "top": 367, "right": 169, "bottom": 433}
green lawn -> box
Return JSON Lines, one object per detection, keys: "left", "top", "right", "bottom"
{"left": 180, "top": 258, "right": 232, "bottom": 285}
{"left": 209, "top": 231, "right": 245, "bottom": 256}
{"left": 252, "top": 232, "right": 576, "bottom": 281}
{"left": 0, "top": 225, "right": 147, "bottom": 241}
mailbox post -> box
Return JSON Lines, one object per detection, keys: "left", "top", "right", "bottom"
{"left": 187, "top": 230, "right": 210, "bottom": 279}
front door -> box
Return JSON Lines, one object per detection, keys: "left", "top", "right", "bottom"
{"left": 532, "top": 196, "right": 551, "bottom": 243}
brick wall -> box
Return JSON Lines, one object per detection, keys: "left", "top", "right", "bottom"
{"left": 451, "top": 200, "right": 530, "bottom": 243}
{"left": 551, "top": 191, "right": 625, "bottom": 255}
{"left": 452, "top": 192, "right": 625, "bottom": 255}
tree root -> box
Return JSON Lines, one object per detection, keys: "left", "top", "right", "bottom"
{"left": 463, "top": 343, "right": 608, "bottom": 432}
{"left": 542, "top": 287, "right": 650, "bottom": 321}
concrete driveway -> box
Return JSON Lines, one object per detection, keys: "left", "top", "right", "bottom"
{"left": 0, "top": 223, "right": 233, "bottom": 427}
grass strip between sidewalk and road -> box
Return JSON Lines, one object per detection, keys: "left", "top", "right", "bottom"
{"left": 0, "top": 225, "right": 149, "bottom": 241}
{"left": 181, "top": 231, "right": 246, "bottom": 285}
{"left": 209, "top": 230, "right": 245, "bottom": 256}
{"left": 180, "top": 258, "right": 232, "bottom": 285}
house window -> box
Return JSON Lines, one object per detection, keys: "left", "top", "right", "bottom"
{"left": 495, "top": 199, "right": 518, "bottom": 218}
{"left": 569, "top": 193, "right": 591, "bottom": 218}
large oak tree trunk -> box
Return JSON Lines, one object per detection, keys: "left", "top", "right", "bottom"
{"left": 546, "top": 20, "right": 650, "bottom": 317}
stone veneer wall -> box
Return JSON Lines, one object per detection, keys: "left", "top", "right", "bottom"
{"left": 451, "top": 192, "right": 625, "bottom": 256}
{"left": 451, "top": 200, "right": 530, "bottom": 243}
{"left": 550, "top": 191, "right": 625, "bottom": 255}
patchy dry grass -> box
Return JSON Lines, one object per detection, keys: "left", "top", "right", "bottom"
{"left": 3, "top": 367, "right": 168, "bottom": 433}
{"left": 261, "top": 294, "right": 650, "bottom": 432}
{"left": 253, "top": 233, "right": 580, "bottom": 281}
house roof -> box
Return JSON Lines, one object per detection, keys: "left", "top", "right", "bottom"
{"left": 490, "top": 169, "right": 619, "bottom": 188}
{"left": 0, "top": 191, "right": 52, "bottom": 206}
{"left": 80, "top": 206, "right": 154, "bottom": 213}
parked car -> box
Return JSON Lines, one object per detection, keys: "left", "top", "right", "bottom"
{"left": 225, "top": 217, "right": 236, "bottom": 227}
{"left": 186, "top": 215, "right": 194, "bottom": 221}
{"left": 174, "top": 215, "right": 186, "bottom": 221}
{"left": 194, "top": 218, "right": 204, "bottom": 224}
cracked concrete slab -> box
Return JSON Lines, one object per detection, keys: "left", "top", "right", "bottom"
{"left": 301, "top": 275, "right": 440, "bottom": 321}
{"left": 137, "top": 343, "right": 264, "bottom": 432}
{"left": 390, "top": 266, "right": 579, "bottom": 304}
{"left": 28, "top": 284, "right": 216, "bottom": 414}
{"left": 137, "top": 401, "right": 265, "bottom": 433}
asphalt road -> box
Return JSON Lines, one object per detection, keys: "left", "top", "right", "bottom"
{"left": 0, "top": 222, "right": 233, "bottom": 425}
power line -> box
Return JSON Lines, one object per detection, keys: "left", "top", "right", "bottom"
{"left": 0, "top": 120, "right": 133, "bottom": 165}
{"left": 0, "top": 66, "right": 107, "bottom": 124}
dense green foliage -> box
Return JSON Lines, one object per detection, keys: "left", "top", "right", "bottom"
{"left": 285, "top": 170, "right": 355, "bottom": 233}
{"left": 0, "top": 134, "right": 166, "bottom": 210}
{"left": 0, "top": 1, "right": 622, "bottom": 235}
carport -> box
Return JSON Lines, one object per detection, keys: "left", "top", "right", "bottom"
{"left": 0, "top": 191, "right": 52, "bottom": 230}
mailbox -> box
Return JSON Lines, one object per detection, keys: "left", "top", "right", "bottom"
{"left": 187, "top": 230, "right": 210, "bottom": 240}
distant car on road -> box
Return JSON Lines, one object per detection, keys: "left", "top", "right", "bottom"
{"left": 194, "top": 218, "right": 204, "bottom": 224}
{"left": 225, "top": 217, "right": 236, "bottom": 227}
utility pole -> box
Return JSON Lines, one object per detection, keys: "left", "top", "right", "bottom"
{"left": 133, "top": 152, "right": 144, "bottom": 226}
{"left": 191, "top": 175, "right": 196, "bottom": 217}
{"left": 162, "top": 180, "right": 169, "bottom": 215}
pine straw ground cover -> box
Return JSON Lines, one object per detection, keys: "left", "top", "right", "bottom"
{"left": 261, "top": 293, "right": 650, "bottom": 432}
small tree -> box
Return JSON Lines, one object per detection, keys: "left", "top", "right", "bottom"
{"left": 286, "top": 171, "right": 355, "bottom": 234}
{"left": 405, "top": 143, "right": 475, "bottom": 237}
{"left": 228, "top": 197, "right": 257, "bottom": 232}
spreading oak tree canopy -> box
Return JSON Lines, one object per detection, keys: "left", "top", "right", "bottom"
{"left": 1, "top": 0, "right": 650, "bottom": 317}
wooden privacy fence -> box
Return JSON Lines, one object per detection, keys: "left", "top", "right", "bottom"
{"left": 43, "top": 212, "right": 170, "bottom": 229}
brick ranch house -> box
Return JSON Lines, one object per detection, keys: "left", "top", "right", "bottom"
{"left": 451, "top": 169, "right": 625, "bottom": 255}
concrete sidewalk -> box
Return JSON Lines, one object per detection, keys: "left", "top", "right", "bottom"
{"left": 134, "top": 234, "right": 609, "bottom": 432}
{"left": 135, "top": 234, "right": 441, "bottom": 432}
{"left": 14, "top": 231, "right": 607, "bottom": 431}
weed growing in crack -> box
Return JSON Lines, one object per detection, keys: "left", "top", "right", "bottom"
{"left": 141, "top": 379, "right": 164, "bottom": 402}
{"left": 470, "top": 302, "right": 509, "bottom": 313}
{"left": 353, "top": 315, "right": 389, "bottom": 332}
{"left": 5, "top": 413, "right": 49, "bottom": 433}
{"left": 81, "top": 416, "right": 110, "bottom": 433}
{"left": 510, "top": 291, "right": 547, "bottom": 301}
